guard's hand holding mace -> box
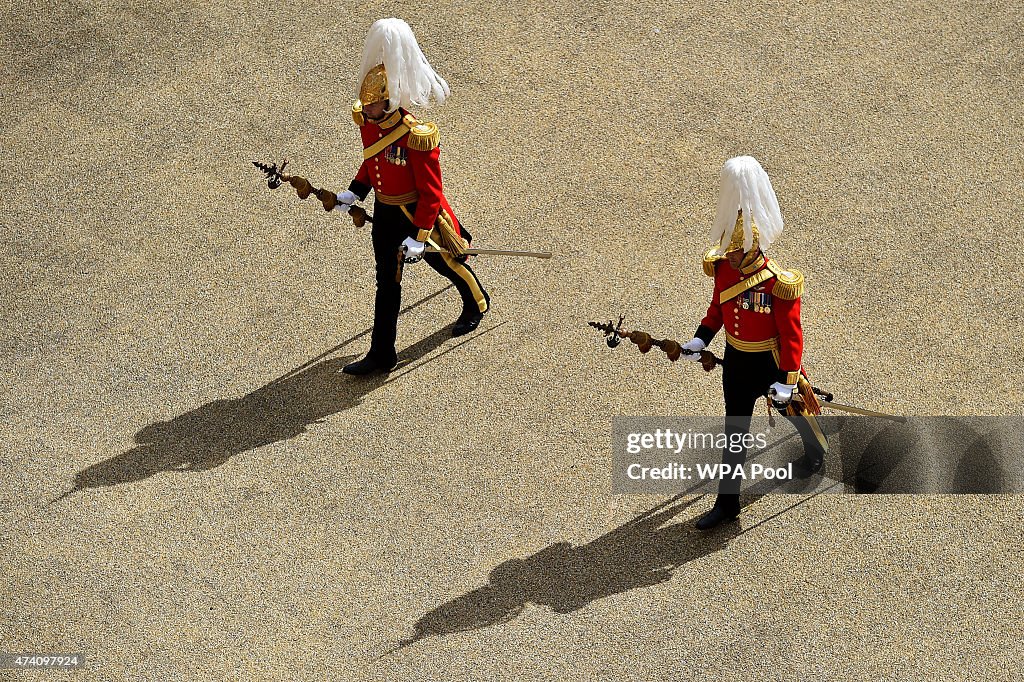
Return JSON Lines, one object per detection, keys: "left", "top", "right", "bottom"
{"left": 588, "top": 315, "right": 722, "bottom": 372}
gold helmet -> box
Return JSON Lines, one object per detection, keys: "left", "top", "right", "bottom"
{"left": 358, "top": 63, "right": 389, "bottom": 105}
{"left": 726, "top": 211, "right": 760, "bottom": 254}
{"left": 725, "top": 211, "right": 763, "bottom": 268}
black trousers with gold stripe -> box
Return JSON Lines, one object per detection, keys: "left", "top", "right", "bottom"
{"left": 367, "top": 202, "right": 488, "bottom": 361}
{"left": 718, "top": 344, "right": 827, "bottom": 497}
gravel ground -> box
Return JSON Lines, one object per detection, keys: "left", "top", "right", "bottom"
{"left": 3, "top": 1, "right": 1023, "bottom": 680}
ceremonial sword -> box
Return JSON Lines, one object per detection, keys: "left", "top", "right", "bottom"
{"left": 424, "top": 245, "right": 551, "bottom": 259}
{"left": 343, "top": 208, "right": 552, "bottom": 259}
{"left": 791, "top": 394, "right": 906, "bottom": 423}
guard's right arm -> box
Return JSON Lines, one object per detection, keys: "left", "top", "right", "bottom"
{"left": 348, "top": 104, "right": 372, "bottom": 200}
{"left": 695, "top": 254, "right": 723, "bottom": 344}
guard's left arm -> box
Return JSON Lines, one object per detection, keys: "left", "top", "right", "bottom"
{"left": 772, "top": 292, "right": 803, "bottom": 385}
{"left": 407, "top": 121, "right": 444, "bottom": 242}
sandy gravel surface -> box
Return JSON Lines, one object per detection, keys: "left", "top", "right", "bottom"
{"left": 3, "top": 1, "right": 1023, "bottom": 680}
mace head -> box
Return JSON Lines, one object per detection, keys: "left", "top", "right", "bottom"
{"left": 253, "top": 159, "right": 287, "bottom": 190}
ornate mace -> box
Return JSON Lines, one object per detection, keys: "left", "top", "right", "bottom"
{"left": 588, "top": 315, "right": 723, "bottom": 372}
{"left": 253, "top": 159, "right": 373, "bottom": 226}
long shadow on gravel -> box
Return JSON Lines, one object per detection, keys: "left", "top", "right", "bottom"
{"left": 55, "top": 287, "right": 487, "bottom": 498}
{"left": 388, "top": 495, "right": 737, "bottom": 652}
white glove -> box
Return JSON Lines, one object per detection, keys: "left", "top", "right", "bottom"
{"left": 401, "top": 236, "right": 426, "bottom": 263}
{"left": 769, "top": 382, "right": 797, "bottom": 405}
{"left": 334, "top": 190, "right": 359, "bottom": 212}
{"left": 681, "top": 337, "right": 706, "bottom": 362}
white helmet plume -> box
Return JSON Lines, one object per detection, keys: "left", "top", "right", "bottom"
{"left": 357, "top": 18, "right": 450, "bottom": 110}
{"left": 709, "top": 156, "right": 784, "bottom": 254}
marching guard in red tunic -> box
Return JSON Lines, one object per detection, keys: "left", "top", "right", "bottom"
{"left": 683, "top": 156, "right": 828, "bottom": 529}
{"left": 335, "top": 18, "right": 489, "bottom": 375}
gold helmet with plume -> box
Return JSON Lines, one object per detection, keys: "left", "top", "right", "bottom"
{"left": 709, "top": 156, "right": 783, "bottom": 257}
{"left": 354, "top": 18, "right": 450, "bottom": 113}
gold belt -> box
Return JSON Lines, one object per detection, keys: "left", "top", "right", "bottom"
{"left": 725, "top": 332, "right": 779, "bottom": 353}
{"left": 375, "top": 190, "right": 419, "bottom": 206}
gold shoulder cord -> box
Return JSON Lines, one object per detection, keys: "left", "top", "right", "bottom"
{"left": 362, "top": 123, "right": 411, "bottom": 160}
{"left": 718, "top": 268, "right": 774, "bottom": 304}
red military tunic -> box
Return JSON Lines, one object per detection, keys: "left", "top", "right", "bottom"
{"left": 348, "top": 106, "right": 462, "bottom": 243}
{"left": 696, "top": 250, "right": 806, "bottom": 385}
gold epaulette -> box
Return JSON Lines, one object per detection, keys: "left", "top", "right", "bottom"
{"left": 766, "top": 259, "right": 805, "bottom": 299}
{"left": 405, "top": 115, "right": 440, "bottom": 151}
{"left": 703, "top": 248, "right": 723, "bottom": 277}
{"left": 352, "top": 100, "right": 365, "bottom": 126}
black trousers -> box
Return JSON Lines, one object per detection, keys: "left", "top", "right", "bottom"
{"left": 368, "top": 202, "right": 488, "bottom": 361}
{"left": 718, "top": 344, "right": 827, "bottom": 497}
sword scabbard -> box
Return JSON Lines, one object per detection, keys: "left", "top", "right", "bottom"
{"left": 792, "top": 395, "right": 906, "bottom": 423}
{"left": 423, "top": 246, "right": 552, "bottom": 259}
